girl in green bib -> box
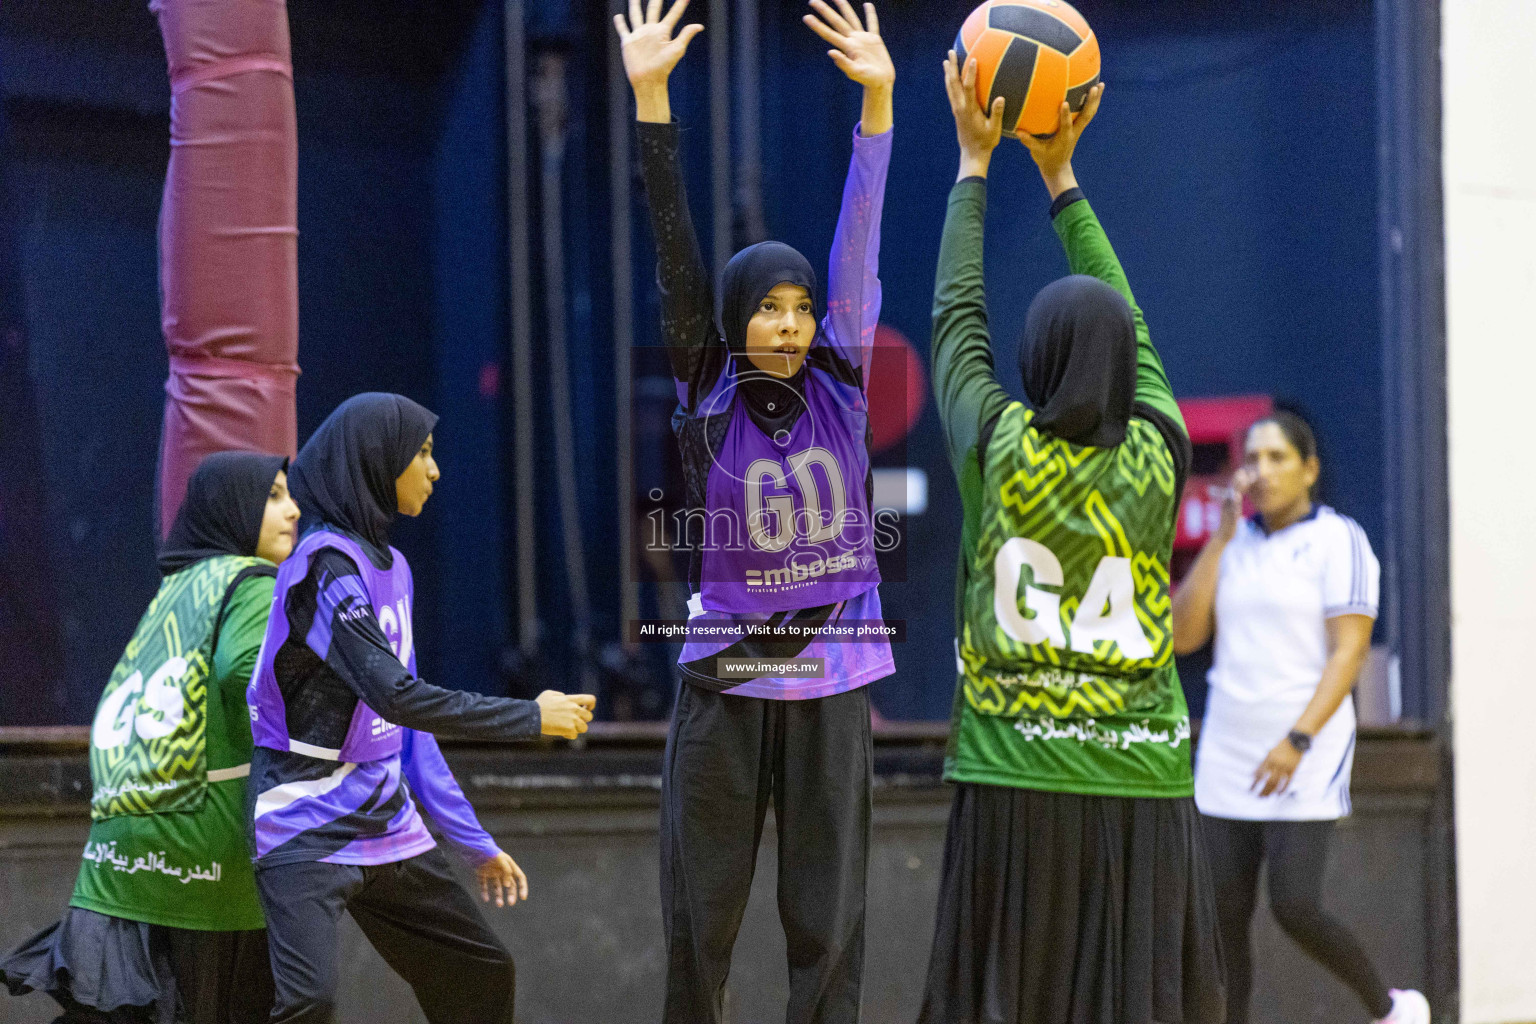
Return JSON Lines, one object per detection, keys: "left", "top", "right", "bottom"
{"left": 915, "top": 58, "right": 1225, "bottom": 1024}
{"left": 2, "top": 451, "right": 300, "bottom": 1024}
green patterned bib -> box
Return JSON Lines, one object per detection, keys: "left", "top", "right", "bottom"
{"left": 88, "top": 555, "right": 264, "bottom": 819}
{"left": 948, "top": 405, "right": 1193, "bottom": 798}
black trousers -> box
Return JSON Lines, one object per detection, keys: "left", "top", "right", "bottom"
{"left": 1200, "top": 815, "right": 1392, "bottom": 1022}
{"left": 254, "top": 847, "right": 515, "bottom": 1024}
{"left": 660, "top": 682, "right": 873, "bottom": 1024}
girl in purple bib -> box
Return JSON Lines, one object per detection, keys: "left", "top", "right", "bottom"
{"left": 615, "top": 2, "right": 894, "bottom": 1020}
{"left": 245, "top": 393, "right": 595, "bottom": 1023}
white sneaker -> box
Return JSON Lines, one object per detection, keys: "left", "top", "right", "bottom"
{"left": 1375, "top": 989, "right": 1431, "bottom": 1024}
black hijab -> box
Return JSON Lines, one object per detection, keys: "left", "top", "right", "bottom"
{"left": 1019, "top": 274, "right": 1137, "bottom": 448}
{"left": 717, "top": 241, "right": 819, "bottom": 424}
{"left": 158, "top": 451, "right": 289, "bottom": 576}
{"left": 288, "top": 393, "right": 438, "bottom": 554}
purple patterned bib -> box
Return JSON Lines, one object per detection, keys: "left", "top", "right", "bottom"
{"left": 698, "top": 366, "right": 882, "bottom": 613}
{"left": 248, "top": 529, "right": 415, "bottom": 762}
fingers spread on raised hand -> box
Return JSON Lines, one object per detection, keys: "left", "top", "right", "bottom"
{"left": 662, "top": 0, "right": 690, "bottom": 30}
{"left": 803, "top": 14, "right": 847, "bottom": 48}
{"left": 629, "top": 0, "right": 644, "bottom": 30}
{"left": 864, "top": 3, "right": 879, "bottom": 35}
{"left": 680, "top": 22, "right": 704, "bottom": 45}
{"left": 1058, "top": 100, "right": 1072, "bottom": 137}
{"left": 613, "top": 14, "right": 630, "bottom": 39}
{"left": 811, "top": 0, "right": 855, "bottom": 35}
{"left": 962, "top": 56, "right": 979, "bottom": 94}
{"left": 987, "top": 96, "right": 1005, "bottom": 127}
{"left": 646, "top": 0, "right": 663, "bottom": 25}
{"left": 835, "top": 0, "right": 865, "bottom": 32}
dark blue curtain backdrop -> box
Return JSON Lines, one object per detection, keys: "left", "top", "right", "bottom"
{"left": 0, "top": 0, "right": 1377, "bottom": 723}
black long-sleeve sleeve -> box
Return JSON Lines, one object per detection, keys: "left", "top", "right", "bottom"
{"left": 276, "top": 549, "right": 540, "bottom": 745}
{"left": 636, "top": 118, "right": 726, "bottom": 412}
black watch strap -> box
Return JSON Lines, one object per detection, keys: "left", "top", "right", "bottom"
{"left": 1286, "top": 730, "right": 1313, "bottom": 753}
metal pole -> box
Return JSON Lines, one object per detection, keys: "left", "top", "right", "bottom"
{"left": 1375, "top": 0, "right": 1453, "bottom": 1010}
{"left": 610, "top": 4, "right": 638, "bottom": 644}
{"left": 709, "top": 0, "right": 732, "bottom": 276}
{"left": 534, "top": 53, "right": 596, "bottom": 693}
{"left": 505, "top": 0, "right": 539, "bottom": 658}
{"left": 733, "top": 0, "right": 766, "bottom": 245}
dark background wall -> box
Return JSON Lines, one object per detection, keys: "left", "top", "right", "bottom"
{"left": 0, "top": 0, "right": 1380, "bottom": 724}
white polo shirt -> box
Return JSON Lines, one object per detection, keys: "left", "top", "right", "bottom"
{"left": 1194, "top": 505, "right": 1379, "bottom": 821}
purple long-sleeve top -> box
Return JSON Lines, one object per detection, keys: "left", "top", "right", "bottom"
{"left": 637, "top": 119, "right": 896, "bottom": 700}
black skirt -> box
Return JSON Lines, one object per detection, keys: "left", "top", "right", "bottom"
{"left": 2, "top": 907, "right": 272, "bottom": 1024}
{"left": 2, "top": 908, "right": 178, "bottom": 1023}
{"left": 917, "top": 784, "right": 1227, "bottom": 1024}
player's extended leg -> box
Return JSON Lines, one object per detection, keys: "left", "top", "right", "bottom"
{"left": 346, "top": 847, "right": 515, "bottom": 1024}
{"left": 773, "top": 687, "right": 872, "bottom": 1024}
{"left": 1262, "top": 820, "right": 1393, "bottom": 1019}
{"left": 254, "top": 860, "right": 364, "bottom": 1024}
{"left": 660, "top": 685, "right": 775, "bottom": 1024}
{"left": 1200, "top": 814, "right": 1265, "bottom": 1024}
{"left": 152, "top": 0, "right": 300, "bottom": 537}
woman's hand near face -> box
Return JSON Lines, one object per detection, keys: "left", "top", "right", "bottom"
{"left": 1217, "top": 466, "right": 1257, "bottom": 544}
{"left": 804, "top": 1, "right": 894, "bottom": 136}
{"left": 615, "top": 0, "right": 704, "bottom": 123}
{"left": 943, "top": 53, "right": 1006, "bottom": 181}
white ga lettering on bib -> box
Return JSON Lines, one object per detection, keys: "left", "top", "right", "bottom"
{"left": 993, "top": 540, "right": 1154, "bottom": 659}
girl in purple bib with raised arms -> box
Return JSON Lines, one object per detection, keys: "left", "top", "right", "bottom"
{"left": 245, "top": 393, "right": 595, "bottom": 1024}
{"left": 614, "top": 2, "right": 894, "bottom": 1020}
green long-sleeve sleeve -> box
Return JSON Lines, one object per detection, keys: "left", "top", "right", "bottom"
{"left": 931, "top": 178, "right": 1013, "bottom": 478}
{"left": 1051, "top": 195, "right": 1186, "bottom": 435}
{"left": 209, "top": 572, "right": 274, "bottom": 771}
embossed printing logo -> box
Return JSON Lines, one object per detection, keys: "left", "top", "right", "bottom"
{"left": 370, "top": 717, "right": 400, "bottom": 739}
{"left": 745, "top": 553, "right": 865, "bottom": 587}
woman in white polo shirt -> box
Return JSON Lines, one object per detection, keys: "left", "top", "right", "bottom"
{"left": 1172, "top": 411, "right": 1429, "bottom": 1024}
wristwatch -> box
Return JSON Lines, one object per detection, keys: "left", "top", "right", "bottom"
{"left": 1286, "top": 730, "right": 1313, "bottom": 754}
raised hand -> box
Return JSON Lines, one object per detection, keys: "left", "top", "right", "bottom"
{"left": 1018, "top": 82, "right": 1104, "bottom": 199}
{"left": 943, "top": 52, "right": 1006, "bottom": 180}
{"left": 536, "top": 690, "right": 597, "bottom": 739}
{"left": 805, "top": 1, "right": 894, "bottom": 135}
{"left": 614, "top": 0, "right": 704, "bottom": 122}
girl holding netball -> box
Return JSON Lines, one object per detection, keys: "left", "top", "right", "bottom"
{"left": 1173, "top": 411, "right": 1430, "bottom": 1024}
{"left": 917, "top": 57, "right": 1225, "bottom": 1024}
{"left": 615, "top": 1, "right": 893, "bottom": 1019}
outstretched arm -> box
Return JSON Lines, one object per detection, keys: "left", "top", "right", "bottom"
{"left": 297, "top": 551, "right": 594, "bottom": 740}
{"left": 617, "top": 0, "right": 722, "bottom": 410}
{"left": 1020, "top": 87, "right": 1185, "bottom": 434}
{"left": 805, "top": 1, "right": 894, "bottom": 387}
{"left": 932, "top": 53, "right": 1012, "bottom": 474}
